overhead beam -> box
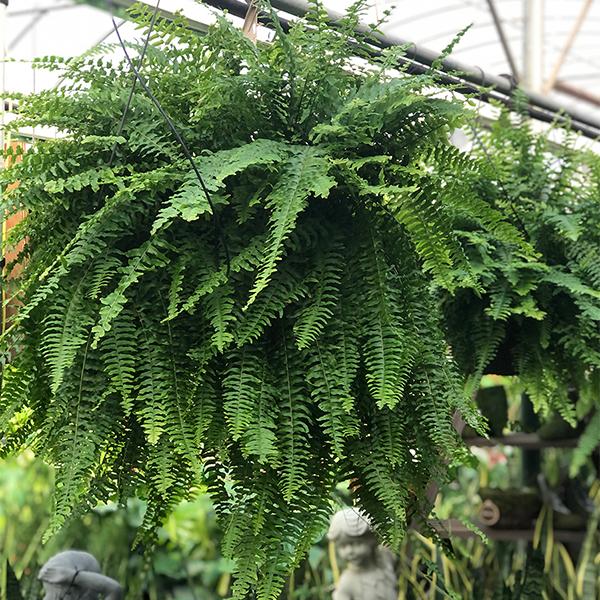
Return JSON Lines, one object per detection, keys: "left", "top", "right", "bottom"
{"left": 555, "top": 79, "right": 600, "bottom": 107}
{"left": 9, "top": 12, "right": 46, "bottom": 51}
{"left": 8, "top": 4, "right": 75, "bottom": 17}
{"left": 485, "top": 0, "right": 520, "bottom": 80}
{"left": 543, "top": 0, "right": 594, "bottom": 93}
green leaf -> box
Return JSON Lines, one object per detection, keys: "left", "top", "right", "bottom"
{"left": 152, "top": 139, "right": 288, "bottom": 233}
{"left": 246, "top": 146, "right": 335, "bottom": 308}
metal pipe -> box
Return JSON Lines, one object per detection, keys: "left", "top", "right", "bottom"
{"left": 265, "top": 0, "right": 600, "bottom": 137}
{"left": 485, "top": 0, "right": 520, "bottom": 80}
{"left": 80, "top": 0, "right": 600, "bottom": 139}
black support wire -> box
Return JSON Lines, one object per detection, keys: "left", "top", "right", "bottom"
{"left": 108, "top": 1, "right": 161, "bottom": 166}
{"left": 108, "top": 0, "right": 231, "bottom": 273}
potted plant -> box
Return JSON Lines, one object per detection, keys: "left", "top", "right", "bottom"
{"left": 0, "top": 3, "right": 564, "bottom": 597}
{"left": 443, "top": 108, "right": 600, "bottom": 472}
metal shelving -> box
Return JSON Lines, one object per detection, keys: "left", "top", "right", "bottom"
{"left": 433, "top": 519, "right": 586, "bottom": 543}
{"left": 466, "top": 433, "right": 580, "bottom": 450}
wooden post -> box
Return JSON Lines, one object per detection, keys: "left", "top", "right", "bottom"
{"left": 1, "top": 140, "right": 27, "bottom": 333}
{"left": 242, "top": 0, "right": 258, "bottom": 44}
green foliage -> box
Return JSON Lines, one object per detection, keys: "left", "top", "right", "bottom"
{"left": 442, "top": 112, "right": 600, "bottom": 468}
{"left": 0, "top": 3, "right": 492, "bottom": 595}
{"left": 7, "top": 0, "right": 600, "bottom": 596}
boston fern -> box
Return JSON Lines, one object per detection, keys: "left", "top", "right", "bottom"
{"left": 443, "top": 109, "right": 600, "bottom": 474}
{"left": 0, "top": 2, "right": 545, "bottom": 597}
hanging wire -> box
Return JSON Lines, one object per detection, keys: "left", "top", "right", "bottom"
{"left": 108, "top": 0, "right": 162, "bottom": 166}
{"left": 107, "top": 0, "right": 231, "bottom": 274}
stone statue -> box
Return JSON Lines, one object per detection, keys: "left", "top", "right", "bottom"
{"left": 38, "top": 550, "right": 122, "bottom": 600}
{"left": 328, "top": 508, "right": 397, "bottom": 600}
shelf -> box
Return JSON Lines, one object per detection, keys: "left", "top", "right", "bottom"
{"left": 465, "top": 432, "right": 579, "bottom": 449}
{"left": 432, "top": 519, "right": 585, "bottom": 543}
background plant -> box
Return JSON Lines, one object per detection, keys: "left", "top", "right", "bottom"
{"left": 443, "top": 109, "right": 600, "bottom": 472}
{"left": 4, "top": 451, "right": 598, "bottom": 600}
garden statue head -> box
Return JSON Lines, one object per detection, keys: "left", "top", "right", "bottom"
{"left": 38, "top": 550, "right": 122, "bottom": 600}
{"left": 328, "top": 508, "right": 397, "bottom": 600}
{"left": 328, "top": 508, "right": 378, "bottom": 569}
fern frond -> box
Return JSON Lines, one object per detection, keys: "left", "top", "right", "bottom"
{"left": 134, "top": 313, "right": 168, "bottom": 445}
{"left": 236, "top": 263, "right": 307, "bottom": 346}
{"left": 465, "top": 319, "right": 506, "bottom": 396}
{"left": 191, "top": 365, "right": 219, "bottom": 447}
{"left": 18, "top": 169, "right": 176, "bottom": 322}
{"left": 40, "top": 272, "right": 96, "bottom": 394}
{"left": 306, "top": 341, "right": 359, "bottom": 459}
{"left": 371, "top": 405, "right": 406, "bottom": 467}
{"left": 86, "top": 255, "right": 122, "bottom": 300}
{"left": 174, "top": 237, "right": 264, "bottom": 321}
{"left": 92, "top": 237, "right": 173, "bottom": 345}
{"left": 203, "top": 284, "right": 236, "bottom": 352}
{"left": 223, "top": 345, "right": 267, "bottom": 441}
{"left": 166, "top": 256, "right": 187, "bottom": 320}
{"left": 0, "top": 362, "right": 33, "bottom": 435}
{"left": 241, "top": 380, "right": 279, "bottom": 465}
{"left": 246, "top": 146, "right": 335, "bottom": 307}
{"left": 152, "top": 139, "right": 287, "bottom": 233}
{"left": 276, "top": 337, "right": 312, "bottom": 502}
{"left": 293, "top": 239, "right": 344, "bottom": 349}
{"left": 571, "top": 410, "right": 600, "bottom": 476}
{"left": 384, "top": 177, "right": 466, "bottom": 290}
{"left": 100, "top": 309, "right": 137, "bottom": 414}
{"left": 356, "top": 220, "right": 416, "bottom": 409}
{"left": 543, "top": 268, "right": 600, "bottom": 300}
{"left": 485, "top": 282, "right": 515, "bottom": 321}
{"left": 47, "top": 335, "right": 104, "bottom": 536}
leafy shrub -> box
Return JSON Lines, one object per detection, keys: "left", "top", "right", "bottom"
{"left": 0, "top": 3, "right": 497, "bottom": 596}
{"left": 2, "top": 0, "right": 599, "bottom": 596}
{"left": 443, "top": 110, "right": 600, "bottom": 472}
